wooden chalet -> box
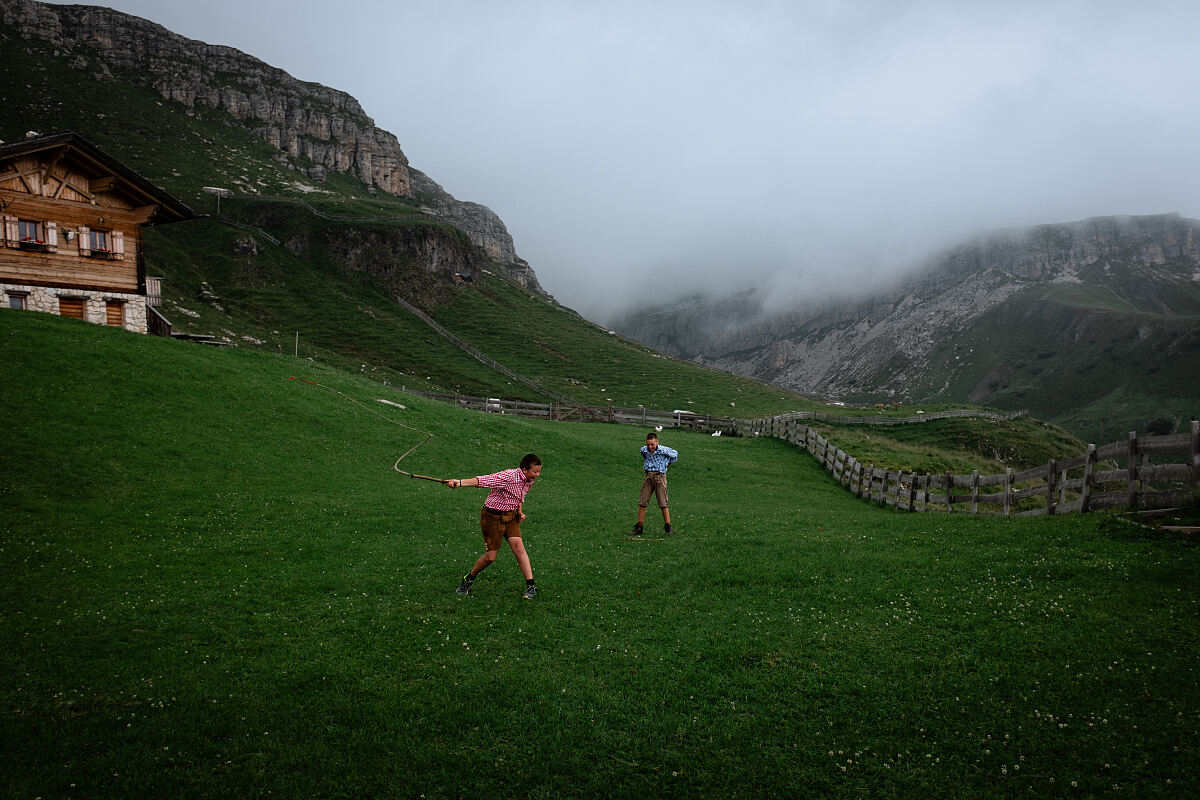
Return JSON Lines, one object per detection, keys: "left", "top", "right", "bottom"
{"left": 0, "top": 131, "right": 193, "bottom": 333}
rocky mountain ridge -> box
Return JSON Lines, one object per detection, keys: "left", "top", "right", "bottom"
{"left": 0, "top": 0, "right": 541, "bottom": 292}
{"left": 614, "top": 213, "right": 1200, "bottom": 441}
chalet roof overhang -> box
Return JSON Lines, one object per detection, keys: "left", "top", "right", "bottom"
{"left": 0, "top": 131, "right": 195, "bottom": 224}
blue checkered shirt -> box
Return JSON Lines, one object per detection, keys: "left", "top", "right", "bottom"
{"left": 641, "top": 444, "right": 678, "bottom": 473}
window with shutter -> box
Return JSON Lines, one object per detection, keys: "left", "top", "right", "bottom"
{"left": 17, "top": 219, "right": 49, "bottom": 251}
{"left": 78, "top": 225, "right": 90, "bottom": 256}
{"left": 3, "top": 216, "right": 18, "bottom": 248}
{"left": 89, "top": 229, "right": 109, "bottom": 253}
{"left": 112, "top": 230, "right": 124, "bottom": 260}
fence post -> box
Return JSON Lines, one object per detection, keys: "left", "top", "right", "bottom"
{"left": 1080, "top": 444, "right": 1096, "bottom": 513}
{"left": 945, "top": 471, "right": 954, "bottom": 513}
{"left": 1191, "top": 419, "right": 1200, "bottom": 487}
{"left": 1127, "top": 431, "right": 1139, "bottom": 508}
{"left": 971, "top": 470, "right": 980, "bottom": 515}
{"left": 1003, "top": 467, "right": 1013, "bottom": 515}
{"left": 1046, "top": 459, "right": 1057, "bottom": 515}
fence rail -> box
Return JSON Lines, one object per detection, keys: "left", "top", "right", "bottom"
{"left": 392, "top": 386, "right": 1198, "bottom": 516}
{"left": 777, "top": 407, "right": 1028, "bottom": 425}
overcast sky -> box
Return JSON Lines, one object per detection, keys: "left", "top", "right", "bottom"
{"left": 48, "top": 0, "right": 1200, "bottom": 320}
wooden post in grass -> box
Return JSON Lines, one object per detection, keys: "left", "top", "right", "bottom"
{"left": 1080, "top": 444, "right": 1096, "bottom": 512}
{"left": 1127, "top": 431, "right": 1139, "bottom": 509}
{"left": 1046, "top": 459, "right": 1057, "bottom": 515}
{"left": 1003, "top": 467, "right": 1013, "bottom": 516}
{"left": 945, "top": 471, "right": 954, "bottom": 513}
{"left": 971, "top": 470, "right": 980, "bottom": 514}
{"left": 1191, "top": 419, "right": 1200, "bottom": 486}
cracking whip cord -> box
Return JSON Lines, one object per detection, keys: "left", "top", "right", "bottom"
{"left": 287, "top": 376, "right": 448, "bottom": 483}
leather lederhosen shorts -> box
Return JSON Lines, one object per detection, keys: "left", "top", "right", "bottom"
{"left": 638, "top": 471, "right": 668, "bottom": 508}
{"left": 480, "top": 506, "right": 521, "bottom": 551}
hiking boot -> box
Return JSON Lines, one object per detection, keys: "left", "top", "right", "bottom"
{"left": 522, "top": 584, "right": 538, "bottom": 600}
{"left": 664, "top": 523, "right": 673, "bottom": 535}
{"left": 455, "top": 575, "right": 474, "bottom": 595}
{"left": 628, "top": 522, "right": 643, "bottom": 538}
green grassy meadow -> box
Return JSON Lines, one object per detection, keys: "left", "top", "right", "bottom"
{"left": 3, "top": 311, "right": 1198, "bottom": 798}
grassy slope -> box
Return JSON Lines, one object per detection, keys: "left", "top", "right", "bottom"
{"left": 922, "top": 285, "right": 1200, "bottom": 444}
{"left": 132, "top": 198, "right": 825, "bottom": 416}
{"left": 433, "top": 270, "right": 815, "bottom": 413}
{"left": 3, "top": 310, "right": 1198, "bottom": 799}
{"left": 809, "top": 415, "right": 1084, "bottom": 476}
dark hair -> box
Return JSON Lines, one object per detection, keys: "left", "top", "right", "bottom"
{"left": 520, "top": 453, "right": 542, "bottom": 470}
{"left": 645, "top": 432, "right": 658, "bottom": 441}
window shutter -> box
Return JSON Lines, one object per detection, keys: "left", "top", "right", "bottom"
{"left": 59, "top": 297, "right": 85, "bottom": 319}
{"left": 112, "top": 230, "right": 125, "bottom": 260}
{"left": 3, "top": 216, "right": 17, "bottom": 248}
{"left": 78, "top": 225, "right": 90, "bottom": 256}
{"left": 47, "top": 221, "right": 58, "bottom": 251}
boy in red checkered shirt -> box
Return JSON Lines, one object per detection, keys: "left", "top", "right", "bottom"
{"left": 448, "top": 453, "right": 542, "bottom": 599}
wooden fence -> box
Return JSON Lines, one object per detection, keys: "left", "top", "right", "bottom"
{"left": 390, "top": 386, "right": 1198, "bottom": 515}
{"left": 390, "top": 387, "right": 741, "bottom": 430}
{"left": 752, "top": 417, "right": 1200, "bottom": 516}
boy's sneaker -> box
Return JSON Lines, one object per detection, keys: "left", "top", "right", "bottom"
{"left": 628, "top": 522, "right": 643, "bottom": 538}
{"left": 455, "top": 575, "right": 473, "bottom": 595}
{"left": 522, "top": 584, "right": 537, "bottom": 600}
{"left": 664, "top": 523, "right": 673, "bottom": 535}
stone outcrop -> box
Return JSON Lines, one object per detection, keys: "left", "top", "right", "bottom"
{"left": 408, "top": 168, "right": 547, "bottom": 296}
{"left": 1, "top": 0, "right": 411, "bottom": 196}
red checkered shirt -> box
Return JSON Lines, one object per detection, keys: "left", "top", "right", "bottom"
{"left": 476, "top": 468, "right": 536, "bottom": 511}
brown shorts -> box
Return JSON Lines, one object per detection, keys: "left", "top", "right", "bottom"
{"left": 480, "top": 506, "right": 522, "bottom": 551}
{"left": 638, "top": 471, "right": 669, "bottom": 509}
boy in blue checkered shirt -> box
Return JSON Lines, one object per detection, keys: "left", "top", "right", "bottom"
{"left": 629, "top": 431, "right": 678, "bottom": 537}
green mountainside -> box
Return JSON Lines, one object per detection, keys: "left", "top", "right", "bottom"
{"left": 0, "top": 0, "right": 1102, "bottom": 451}
{"left": 0, "top": 5, "right": 818, "bottom": 417}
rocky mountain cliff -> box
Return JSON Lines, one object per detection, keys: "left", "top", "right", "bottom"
{"left": 614, "top": 214, "right": 1200, "bottom": 443}
{"left": 0, "top": 0, "right": 541, "bottom": 293}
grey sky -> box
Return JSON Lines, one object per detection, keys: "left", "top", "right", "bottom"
{"left": 49, "top": 0, "right": 1200, "bottom": 320}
